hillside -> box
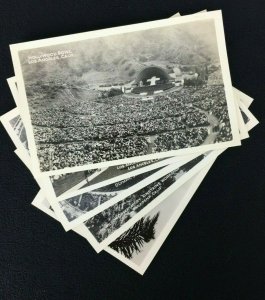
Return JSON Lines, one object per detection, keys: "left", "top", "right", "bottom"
{"left": 20, "top": 19, "right": 219, "bottom": 86}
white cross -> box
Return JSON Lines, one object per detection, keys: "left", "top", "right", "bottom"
{"left": 147, "top": 76, "right": 160, "bottom": 86}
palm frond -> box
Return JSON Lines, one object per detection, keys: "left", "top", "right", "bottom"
{"left": 109, "top": 212, "right": 160, "bottom": 259}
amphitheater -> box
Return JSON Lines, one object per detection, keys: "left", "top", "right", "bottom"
{"left": 122, "top": 65, "right": 183, "bottom": 97}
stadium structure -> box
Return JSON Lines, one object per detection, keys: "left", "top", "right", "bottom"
{"left": 122, "top": 65, "right": 184, "bottom": 97}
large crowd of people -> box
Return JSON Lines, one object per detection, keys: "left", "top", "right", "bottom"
{"left": 190, "top": 86, "right": 233, "bottom": 142}
{"left": 215, "top": 122, "right": 232, "bottom": 143}
{"left": 33, "top": 117, "right": 189, "bottom": 143}
{"left": 28, "top": 82, "right": 232, "bottom": 171}
{"left": 153, "top": 127, "right": 209, "bottom": 152}
{"left": 37, "top": 136, "right": 150, "bottom": 171}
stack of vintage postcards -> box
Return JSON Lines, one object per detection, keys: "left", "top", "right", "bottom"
{"left": 1, "top": 10, "right": 259, "bottom": 275}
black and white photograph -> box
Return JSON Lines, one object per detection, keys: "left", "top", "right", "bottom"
{"left": 2, "top": 103, "right": 190, "bottom": 200}
{"left": 11, "top": 11, "right": 240, "bottom": 176}
{"left": 81, "top": 151, "right": 222, "bottom": 251}
{"left": 3, "top": 85, "right": 198, "bottom": 200}
{"left": 0, "top": 108, "right": 29, "bottom": 155}
{"left": 84, "top": 155, "right": 205, "bottom": 244}
{"left": 48, "top": 157, "right": 180, "bottom": 198}
{"left": 30, "top": 152, "right": 218, "bottom": 258}
{"left": 1, "top": 1, "right": 264, "bottom": 298}
{"left": 1, "top": 93, "right": 208, "bottom": 233}
{"left": 58, "top": 166, "right": 164, "bottom": 222}
{"left": 49, "top": 152, "right": 202, "bottom": 231}
{"left": 15, "top": 87, "right": 256, "bottom": 255}
{"left": 31, "top": 159, "right": 214, "bottom": 274}
{"left": 106, "top": 161, "right": 214, "bottom": 274}
{"left": 11, "top": 88, "right": 255, "bottom": 240}
{"left": 53, "top": 155, "right": 195, "bottom": 201}
{"left": 1, "top": 79, "right": 251, "bottom": 234}
{"left": 6, "top": 80, "right": 250, "bottom": 156}
{"left": 45, "top": 156, "right": 185, "bottom": 199}
{"left": 49, "top": 168, "right": 105, "bottom": 197}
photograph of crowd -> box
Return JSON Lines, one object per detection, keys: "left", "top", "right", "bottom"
{"left": 17, "top": 16, "right": 236, "bottom": 173}
{"left": 84, "top": 155, "right": 204, "bottom": 243}
{"left": 4, "top": 109, "right": 166, "bottom": 198}
{"left": 59, "top": 167, "right": 164, "bottom": 222}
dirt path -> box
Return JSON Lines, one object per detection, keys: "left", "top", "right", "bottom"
{"left": 194, "top": 106, "right": 219, "bottom": 144}
{"left": 146, "top": 135, "right": 157, "bottom": 154}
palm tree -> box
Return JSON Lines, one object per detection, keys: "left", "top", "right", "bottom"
{"left": 109, "top": 213, "right": 160, "bottom": 259}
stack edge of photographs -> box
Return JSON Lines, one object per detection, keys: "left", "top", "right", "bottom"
{"left": 1, "top": 9, "right": 259, "bottom": 275}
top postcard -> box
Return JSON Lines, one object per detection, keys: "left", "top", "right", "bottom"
{"left": 10, "top": 11, "right": 240, "bottom": 176}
